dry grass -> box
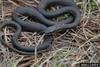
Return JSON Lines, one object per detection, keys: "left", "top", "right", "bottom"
{"left": 0, "top": 0, "right": 100, "bottom": 67}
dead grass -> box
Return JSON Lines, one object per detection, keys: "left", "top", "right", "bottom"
{"left": 0, "top": 0, "right": 100, "bottom": 67}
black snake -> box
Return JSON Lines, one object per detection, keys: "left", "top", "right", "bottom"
{"left": 0, "top": 0, "right": 80, "bottom": 55}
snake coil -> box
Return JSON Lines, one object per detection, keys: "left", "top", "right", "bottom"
{"left": 0, "top": 0, "right": 81, "bottom": 55}
{"left": 0, "top": 21, "right": 53, "bottom": 55}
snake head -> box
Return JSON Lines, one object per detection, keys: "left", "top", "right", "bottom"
{"left": 44, "top": 24, "right": 64, "bottom": 33}
{"left": 44, "top": 26, "right": 57, "bottom": 33}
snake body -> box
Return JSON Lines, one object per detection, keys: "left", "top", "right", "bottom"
{"left": 12, "top": 7, "right": 80, "bottom": 33}
{"left": 0, "top": 0, "right": 81, "bottom": 55}
{"left": 12, "top": 7, "right": 73, "bottom": 26}
{"left": 37, "top": 0, "right": 77, "bottom": 17}
{"left": 37, "top": 0, "right": 81, "bottom": 33}
{"left": 12, "top": 0, "right": 80, "bottom": 33}
{"left": 44, "top": 7, "right": 81, "bottom": 33}
{"left": 0, "top": 21, "right": 53, "bottom": 55}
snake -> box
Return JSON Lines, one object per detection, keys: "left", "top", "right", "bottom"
{"left": 0, "top": 0, "right": 81, "bottom": 55}
{"left": 0, "top": 21, "right": 53, "bottom": 55}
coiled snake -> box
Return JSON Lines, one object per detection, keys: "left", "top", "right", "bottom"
{"left": 0, "top": 0, "right": 80, "bottom": 55}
